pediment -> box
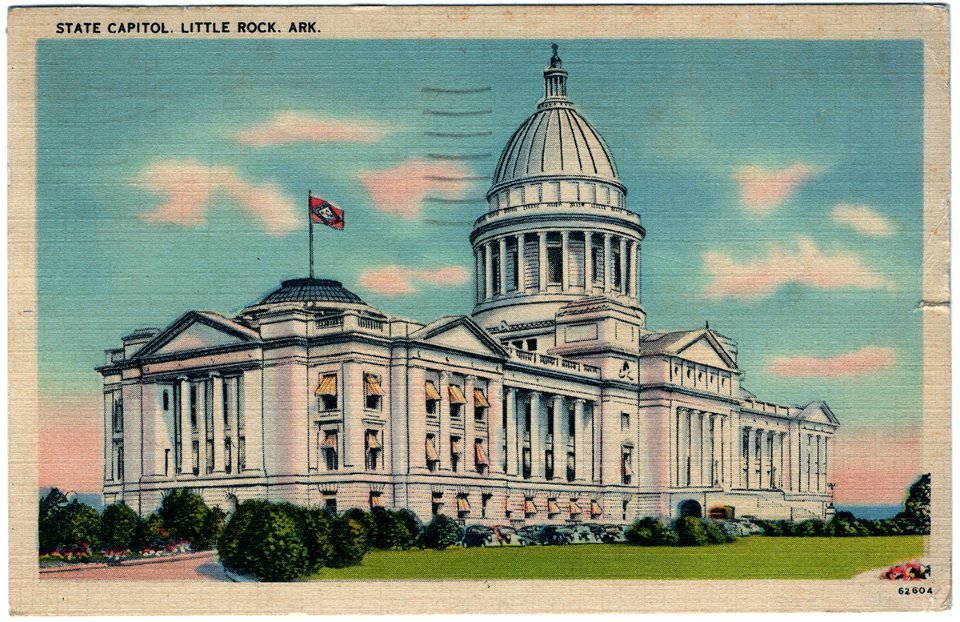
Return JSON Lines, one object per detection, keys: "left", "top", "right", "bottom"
{"left": 133, "top": 312, "right": 260, "bottom": 358}
{"left": 797, "top": 401, "right": 840, "bottom": 426}
{"left": 676, "top": 335, "right": 736, "bottom": 370}
{"left": 413, "top": 316, "right": 508, "bottom": 358}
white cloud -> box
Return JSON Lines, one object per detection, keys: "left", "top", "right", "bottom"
{"left": 359, "top": 265, "right": 469, "bottom": 297}
{"left": 769, "top": 346, "right": 896, "bottom": 378}
{"left": 355, "top": 158, "right": 473, "bottom": 218}
{"left": 733, "top": 162, "right": 818, "bottom": 215}
{"left": 134, "top": 159, "right": 298, "bottom": 235}
{"left": 703, "top": 236, "right": 895, "bottom": 300}
{"left": 831, "top": 203, "right": 895, "bottom": 237}
{"left": 235, "top": 112, "right": 392, "bottom": 146}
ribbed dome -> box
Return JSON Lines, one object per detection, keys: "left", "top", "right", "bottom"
{"left": 258, "top": 278, "right": 365, "bottom": 305}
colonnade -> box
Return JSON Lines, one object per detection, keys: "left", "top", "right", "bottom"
{"left": 740, "top": 426, "right": 786, "bottom": 490}
{"left": 676, "top": 408, "right": 728, "bottom": 488}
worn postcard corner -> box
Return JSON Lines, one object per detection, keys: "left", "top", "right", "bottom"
{"left": 7, "top": 3, "right": 951, "bottom": 615}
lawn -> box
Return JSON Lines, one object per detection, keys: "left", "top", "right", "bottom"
{"left": 311, "top": 536, "right": 924, "bottom": 580}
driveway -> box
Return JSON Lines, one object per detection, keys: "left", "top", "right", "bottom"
{"left": 40, "top": 551, "right": 230, "bottom": 581}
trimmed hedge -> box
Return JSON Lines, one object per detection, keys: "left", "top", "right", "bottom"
{"left": 423, "top": 514, "right": 460, "bottom": 550}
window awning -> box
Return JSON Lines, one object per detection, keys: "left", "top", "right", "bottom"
{"left": 322, "top": 432, "right": 338, "bottom": 448}
{"left": 366, "top": 431, "right": 381, "bottom": 450}
{"left": 547, "top": 499, "right": 561, "bottom": 514}
{"left": 456, "top": 496, "right": 470, "bottom": 512}
{"left": 370, "top": 493, "right": 382, "bottom": 506}
{"left": 590, "top": 501, "right": 603, "bottom": 516}
{"left": 365, "top": 373, "right": 385, "bottom": 396}
{"left": 424, "top": 381, "right": 441, "bottom": 401}
{"left": 425, "top": 438, "right": 439, "bottom": 462}
{"left": 474, "top": 442, "right": 488, "bottom": 465}
{"left": 316, "top": 374, "right": 337, "bottom": 396}
{"left": 524, "top": 499, "right": 538, "bottom": 514}
{"left": 448, "top": 385, "right": 467, "bottom": 404}
{"left": 473, "top": 388, "right": 490, "bottom": 408}
{"left": 569, "top": 501, "right": 582, "bottom": 515}
{"left": 623, "top": 460, "right": 633, "bottom": 477}
{"left": 451, "top": 438, "right": 462, "bottom": 455}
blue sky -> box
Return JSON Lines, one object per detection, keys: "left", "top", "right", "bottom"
{"left": 36, "top": 39, "right": 924, "bottom": 500}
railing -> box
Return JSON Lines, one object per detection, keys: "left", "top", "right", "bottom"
{"left": 506, "top": 347, "right": 600, "bottom": 377}
{"left": 358, "top": 317, "right": 385, "bottom": 331}
{"left": 315, "top": 316, "right": 344, "bottom": 329}
{"left": 474, "top": 200, "right": 641, "bottom": 227}
{"left": 539, "top": 354, "right": 557, "bottom": 365}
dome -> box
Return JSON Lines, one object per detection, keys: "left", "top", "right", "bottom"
{"left": 258, "top": 278, "right": 366, "bottom": 305}
{"left": 490, "top": 46, "right": 620, "bottom": 192}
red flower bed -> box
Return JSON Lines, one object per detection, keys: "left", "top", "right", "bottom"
{"left": 880, "top": 560, "right": 930, "bottom": 581}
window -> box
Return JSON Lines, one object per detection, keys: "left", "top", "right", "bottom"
{"left": 238, "top": 437, "right": 246, "bottom": 472}
{"left": 456, "top": 494, "right": 470, "bottom": 518}
{"left": 622, "top": 446, "right": 634, "bottom": 485}
{"left": 324, "top": 496, "right": 337, "bottom": 515}
{"left": 224, "top": 438, "right": 232, "bottom": 474}
{"left": 566, "top": 451, "right": 576, "bottom": 482}
{"left": 173, "top": 385, "right": 182, "bottom": 473}
{"left": 590, "top": 499, "right": 603, "bottom": 519}
{"left": 525, "top": 338, "right": 538, "bottom": 351}
{"left": 164, "top": 448, "right": 170, "bottom": 476}
{"left": 222, "top": 380, "right": 230, "bottom": 427}
{"left": 425, "top": 380, "right": 441, "bottom": 415}
{"left": 570, "top": 499, "right": 582, "bottom": 519}
{"left": 369, "top": 491, "right": 382, "bottom": 510}
{"left": 474, "top": 439, "right": 488, "bottom": 474}
{"left": 545, "top": 449, "right": 554, "bottom": 480}
{"left": 425, "top": 434, "right": 439, "bottom": 471}
{"left": 365, "top": 430, "right": 381, "bottom": 471}
{"left": 547, "top": 498, "right": 561, "bottom": 517}
{"left": 547, "top": 245, "right": 563, "bottom": 284}
{"left": 236, "top": 377, "right": 245, "bottom": 430}
{"left": 491, "top": 246, "right": 501, "bottom": 293}
{"left": 612, "top": 245, "right": 622, "bottom": 289}
{"left": 622, "top": 500, "right": 629, "bottom": 521}
{"left": 192, "top": 440, "right": 200, "bottom": 475}
{"left": 432, "top": 493, "right": 444, "bottom": 516}
{"left": 524, "top": 497, "right": 538, "bottom": 517}
{"left": 322, "top": 431, "right": 338, "bottom": 471}
{"left": 481, "top": 494, "right": 491, "bottom": 519}
{"left": 524, "top": 401, "right": 532, "bottom": 432}
{"left": 568, "top": 405, "right": 576, "bottom": 437}
{"left": 189, "top": 384, "right": 198, "bottom": 430}
{"left": 473, "top": 388, "right": 489, "bottom": 421}
{"left": 509, "top": 242, "right": 519, "bottom": 290}
{"left": 204, "top": 382, "right": 214, "bottom": 436}
{"left": 316, "top": 374, "right": 338, "bottom": 411}
{"left": 591, "top": 237, "right": 603, "bottom": 285}
{"left": 448, "top": 384, "right": 466, "bottom": 418}
{"left": 450, "top": 437, "right": 462, "bottom": 472}
{"left": 522, "top": 448, "right": 532, "bottom": 479}
{"left": 114, "top": 442, "right": 124, "bottom": 480}
{"left": 112, "top": 396, "right": 123, "bottom": 434}
{"left": 162, "top": 390, "right": 169, "bottom": 411}
{"left": 364, "top": 373, "right": 384, "bottom": 410}
{"left": 621, "top": 412, "right": 630, "bottom": 431}
{"left": 206, "top": 439, "right": 214, "bottom": 474}
{"left": 546, "top": 403, "right": 554, "bottom": 436}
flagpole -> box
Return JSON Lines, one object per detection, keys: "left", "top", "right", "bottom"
{"left": 308, "top": 190, "right": 315, "bottom": 279}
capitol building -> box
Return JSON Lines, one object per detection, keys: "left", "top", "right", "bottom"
{"left": 98, "top": 48, "right": 838, "bottom": 524}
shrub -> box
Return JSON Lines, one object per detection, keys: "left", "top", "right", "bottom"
{"left": 217, "top": 499, "right": 269, "bottom": 572}
{"left": 786, "top": 519, "right": 826, "bottom": 536}
{"left": 370, "top": 508, "right": 414, "bottom": 550}
{"left": 902, "top": 473, "right": 931, "bottom": 535}
{"left": 159, "top": 489, "right": 212, "bottom": 545}
{"left": 673, "top": 516, "right": 709, "bottom": 546}
{"left": 751, "top": 518, "right": 783, "bottom": 536}
{"left": 395, "top": 508, "right": 424, "bottom": 547}
{"left": 301, "top": 508, "right": 334, "bottom": 572}
{"left": 61, "top": 501, "right": 101, "bottom": 549}
{"left": 329, "top": 516, "right": 369, "bottom": 567}
{"left": 100, "top": 503, "right": 139, "bottom": 550}
{"left": 243, "top": 505, "right": 309, "bottom": 581}
{"left": 341, "top": 508, "right": 376, "bottom": 543}
{"left": 626, "top": 517, "right": 677, "bottom": 546}
{"left": 703, "top": 520, "right": 734, "bottom": 544}
{"left": 423, "top": 514, "right": 460, "bottom": 550}
{"left": 134, "top": 513, "right": 169, "bottom": 549}
{"left": 38, "top": 489, "right": 69, "bottom": 553}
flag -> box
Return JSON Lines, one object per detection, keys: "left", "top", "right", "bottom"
{"left": 309, "top": 195, "right": 345, "bottom": 230}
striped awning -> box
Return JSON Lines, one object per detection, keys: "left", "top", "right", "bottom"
{"left": 547, "top": 499, "right": 561, "bottom": 514}
{"left": 570, "top": 501, "right": 582, "bottom": 515}
{"left": 424, "top": 381, "right": 441, "bottom": 401}
{"left": 321, "top": 432, "right": 338, "bottom": 448}
{"left": 365, "top": 373, "right": 385, "bottom": 396}
{"left": 315, "top": 374, "right": 337, "bottom": 396}
{"left": 448, "top": 384, "right": 467, "bottom": 404}
{"left": 370, "top": 493, "right": 382, "bottom": 507}
{"left": 524, "top": 499, "right": 538, "bottom": 514}
{"left": 590, "top": 501, "right": 603, "bottom": 516}
{"left": 456, "top": 496, "right": 470, "bottom": 512}
{"left": 473, "top": 388, "right": 490, "bottom": 408}
{"left": 451, "top": 439, "right": 462, "bottom": 455}
{"left": 366, "top": 431, "right": 381, "bottom": 450}
{"left": 474, "top": 442, "right": 488, "bottom": 465}
{"left": 425, "top": 438, "right": 439, "bottom": 462}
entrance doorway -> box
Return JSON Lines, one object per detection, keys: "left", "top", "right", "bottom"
{"left": 678, "top": 499, "right": 702, "bottom": 518}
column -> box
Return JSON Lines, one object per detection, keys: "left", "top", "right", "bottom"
{"left": 758, "top": 429, "right": 767, "bottom": 489}
{"left": 602, "top": 233, "right": 612, "bottom": 293}
{"left": 779, "top": 432, "right": 786, "bottom": 489}
{"left": 678, "top": 408, "right": 689, "bottom": 486}
{"left": 505, "top": 387, "right": 518, "bottom": 475}
{"left": 537, "top": 232, "right": 548, "bottom": 292}
{"left": 516, "top": 234, "right": 526, "bottom": 294}
{"left": 465, "top": 375, "right": 477, "bottom": 472}
{"left": 474, "top": 250, "right": 482, "bottom": 304}
{"left": 711, "top": 415, "right": 721, "bottom": 486}
{"left": 591, "top": 402, "right": 601, "bottom": 484}
{"left": 730, "top": 413, "right": 740, "bottom": 488}
{"left": 486, "top": 379, "right": 502, "bottom": 474}
{"left": 552, "top": 395, "right": 564, "bottom": 479}
{"left": 584, "top": 232, "right": 594, "bottom": 293}
{"left": 103, "top": 392, "right": 112, "bottom": 482}
{"left": 816, "top": 435, "right": 823, "bottom": 492}
{"left": 560, "top": 231, "right": 570, "bottom": 291}
{"left": 178, "top": 377, "right": 189, "bottom": 476}
{"left": 701, "top": 411, "right": 711, "bottom": 487}
{"left": 339, "top": 363, "right": 356, "bottom": 469}
{"left": 823, "top": 436, "right": 829, "bottom": 490}
{"left": 498, "top": 238, "right": 508, "bottom": 296}
{"left": 747, "top": 427, "right": 758, "bottom": 489}
{"left": 574, "top": 399, "right": 587, "bottom": 481}
{"left": 211, "top": 374, "right": 225, "bottom": 472}
{"left": 483, "top": 242, "right": 493, "bottom": 300}
{"left": 438, "top": 371, "right": 450, "bottom": 469}
{"left": 689, "top": 411, "right": 702, "bottom": 486}
{"left": 529, "top": 391, "right": 542, "bottom": 478}
{"left": 628, "top": 240, "right": 638, "bottom": 298}
{"left": 619, "top": 236, "right": 627, "bottom": 293}
{"left": 408, "top": 366, "right": 426, "bottom": 470}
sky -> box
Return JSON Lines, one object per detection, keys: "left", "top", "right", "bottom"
{"left": 35, "top": 38, "right": 925, "bottom": 504}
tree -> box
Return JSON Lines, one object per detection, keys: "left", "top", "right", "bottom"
{"left": 100, "top": 503, "right": 138, "bottom": 550}
{"left": 133, "top": 513, "right": 168, "bottom": 549}
{"left": 626, "top": 517, "right": 677, "bottom": 546}
{"left": 329, "top": 516, "right": 369, "bottom": 567}
{"left": 422, "top": 514, "right": 460, "bottom": 550}
{"left": 217, "top": 499, "right": 269, "bottom": 572}
{"left": 38, "top": 488, "right": 69, "bottom": 553}
{"left": 61, "top": 501, "right": 100, "bottom": 549}
{"left": 158, "top": 488, "right": 211, "bottom": 544}
{"left": 901, "top": 473, "right": 931, "bottom": 535}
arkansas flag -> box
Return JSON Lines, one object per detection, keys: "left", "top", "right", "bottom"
{"left": 309, "top": 195, "right": 345, "bottom": 230}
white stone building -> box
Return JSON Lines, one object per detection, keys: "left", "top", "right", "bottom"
{"left": 98, "top": 48, "right": 837, "bottom": 524}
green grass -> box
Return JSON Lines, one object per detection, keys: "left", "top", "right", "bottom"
{"left": 310, "top": 536, "right": 924, "bottom": 580}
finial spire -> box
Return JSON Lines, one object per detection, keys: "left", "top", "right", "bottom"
{"left": 550, "top": 43, "right": 562, "bottom": 68}
{"left": 542, "top": 43, "right": 569, "bottom": 104}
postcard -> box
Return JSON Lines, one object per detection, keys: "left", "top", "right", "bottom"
{"left": 7, "top": 3, "right": 950, "bottom": 614}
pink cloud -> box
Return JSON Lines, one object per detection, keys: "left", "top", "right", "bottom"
{"left": 733, "top": 163, "right": 817, "bottom": 214}
{"left": 769, "top": 346, "right": 896, "bottom": 378}
{"left": 359, "top": 265, "right": 469, "bottom": 297}
{"left": 38, "top": 394, "right": 104, "bottom": 493}
{"left": 134, "top": 159, "right": 298, "bottom": 235}
{"left": 355, "top": 158, "right": 473, "bottom": 218}
{"left": 235, "top": 112, "right": 392, "bottom": 146}
{"left": 830, "top": 425, "right": 921, "bottom": 505}
{"left": 703, "top": 236, "right": 895, "bottom": 300}
{"left": 831, "top": 203, "right": 895, "bottom": 237}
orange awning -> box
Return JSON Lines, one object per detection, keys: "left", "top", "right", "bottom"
{"left": 456, "top": 496, "right": 470, "bottom": 512}
{"left": 370, "top": 493, "right": 382, "bottom": 507}
{"left": 547, "top": 499, "right": 561, "bottom": 514}
{"left": 473, "top": 388, "right": 490, "bottom": 408}
{"left": 569, "top": 501, "right": 582, "bottom": 515}
{"left": 365, "top": 373, "right": 385, "bottom": 396}
{"left": 366, "top": 431, "right": 381, "bottom": 450}
{"left": 321, "top": 432, "right": 337, "bottom": 448}
{"left": 425, "top": 438, "right": 439, "bottom": 462}
{"left": 524, "top": 499, "right": 538, "bottom": 514}
{"left": 451, "top": 439, "right": 462, "bottom": 455}
{"left": 315, "top": 374, "right": 337, "bottom": 396}
{"left": 424, "top": 381, "right": 441, "bottom": 401}
{"left": 590, "top": 501, "right": 603, "bottom": 516}
{"left": 474, "top": 442, "right": 488, "bottom": 465}
{"left": 448, "top": 385, "right": 467, "bottom": 404}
